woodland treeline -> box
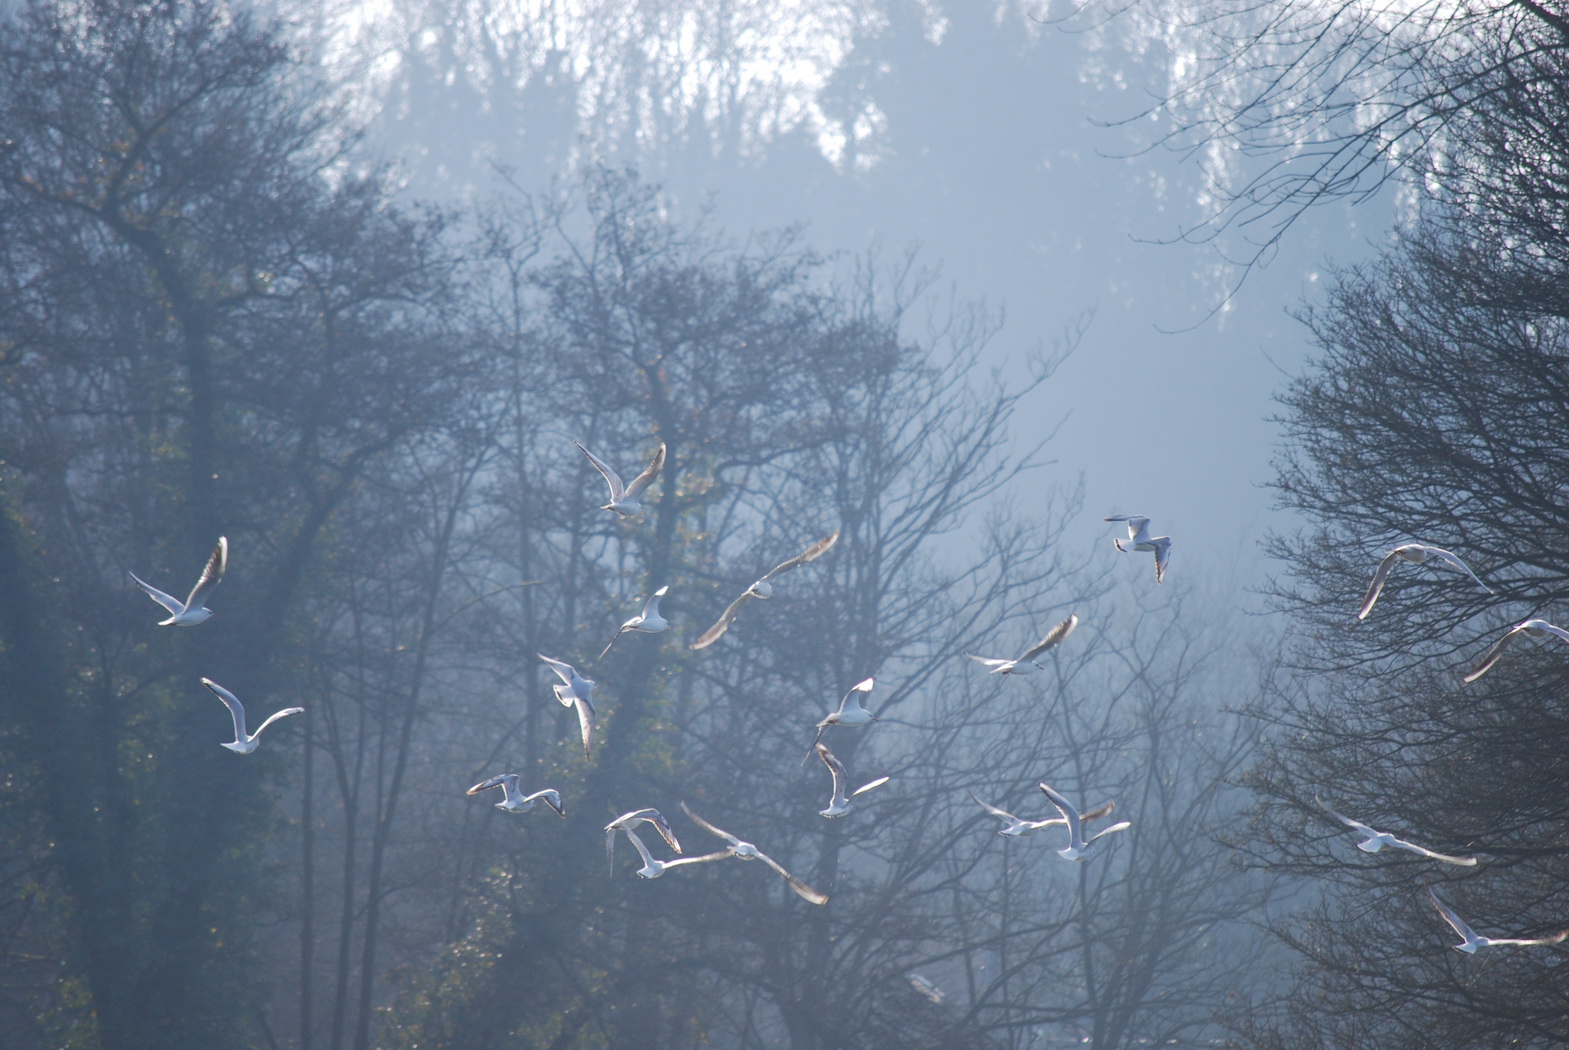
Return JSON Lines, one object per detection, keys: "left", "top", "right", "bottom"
{"left": 0, "top": 4, "right": 1266, "bottom": 1050}
{"left": 6, "top": 1, "right": 1569, "bottom": 1048}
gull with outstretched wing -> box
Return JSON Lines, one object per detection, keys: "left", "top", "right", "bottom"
{"left": 1427, "top": 885, "right": 1567, "bottom": 953}
{"left": 1104, "top": 515, "right": 1171, "bottom": 584}
{"left": 1316, "top": 798, "right": 1475, "bottom": 865}
{"left": 968, "top": 615, "right": 1078, "bottom": 675}
{"left": 466, "top": 776, "right": 565, "bottom": 817}
{"left": 129, "top": 536, "right": 228, "bottom": 626}
{"left": 1357, "top": 543, "right": 1491, "bottom": 620}
{"left": 201, "top": 677, "right": 303, "bottom": 755}
{"left": 815, "top": 743, "right": 890, "bottom": 818}
{"left": 691, "top": 530, "right": 839, "bottom": 650}
{"left": 576, "top": 440, "right": 666, "bottom": 518}
{"left": 1463, "top": 619, "right": 1569, "bottom": 684}
{"left": 680, "top": 801, "right": 828, "bottom": 905}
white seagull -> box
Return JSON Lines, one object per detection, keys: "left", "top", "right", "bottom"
{"left": 539, "top": 653, "right": 597, "bottom": 758}
{"left": 815, "top": 742, "right": 890, "bottom": 818}
{"left": 1426, "top": 885, "right": 1567, "bottom": 953}
{"left": 1104, "top": 515, "right": 1172, "bottom": 584}
{"left": 129, "top": 536, "right": 228, "bottom": 626}
{"left": 600, "top": 585, "right": 670, "bottom": 659}
{"left": 1357, "top": 543, "right": 1492, "bottom": 620}
{"left": 968, "top": 615, "right": 1079, "bottom": 675}
{"left": 809, "top": 677, "right": 877, "bottom": 752}
{"left": 1316, "top": 798, "right": 1476, "bottom": 865}
{"left": 1037, "top": 782, "right": 1132, "bottom": 861}
{"left": 465, "top": 775, "right": 565, "bottom": 817}
{"left": 969, "top": 790, "right": 1116, "bottom": 837}
{"left": 576, "top": 440, "right": 666, "bottom": 518}
{"left": 1463, "top": 619, "right": 1569, "bottom": 684}
{"left": 690, "top": 530, "right": 840, "bottom": 650}
{"left": 200, "top": 677, "right": 304, "bottom": 754}
{"left": 679, "top": 801, "right": 829, "bottom": 905}
{"left": 614, "top": 825, "right": 735, "bottom": 880}
{"left": 605, "top": 807, "right": 683, "bottom": 874}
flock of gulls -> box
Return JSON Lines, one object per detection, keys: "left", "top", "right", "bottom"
{"left": 129, "top": 443, "right": 1564, "bottom": 948}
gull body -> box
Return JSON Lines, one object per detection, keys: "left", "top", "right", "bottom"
{"left": 600, "top": 586, "right": 670, "bottom": 659}
{"left": 129, "top": 536, "right": 227, "bottom": 626}
{"left": 1104, "top": 515, "right": 1171, "bottom": 584}
{"left": 810, "top": 677, "right": 877, "bottom": 751}
{"left": 680, "top": 801, "right": 828, "bottom": 904}
{"left": 576, "top": 441, "right": 666, "bottom": 518}
{"left": 969, "top": 790, "right": 1116, "bottom": 837}
{"left": 605, "top": 807, "right": 682, "bottom": 874}
{"left": 1357, "top": 543, "right": 1492, "bottom": 620}
{"left": 1317, "top": 798, "right": 1475, "bottom": 865}
{"left": 466, "top": 775, "right": 565, "bottom": 817}
{"left": 691, "top": 530, "right": 840, "bottom": 650}
{"left": 201, "top": 677, "right": 303, "bottom": 754}
{"left": 1463, "top": 619, "right": 1569, "bottom": 684}
{"left": 1427, "top": 885, "right": 1568, "bottom": 953}
{"left": 540, "top": 653, "right": 597, "bottom": 758}
{"left": 1038, "top": 782, "right": 1131, "bottom": 861}
{"left": 815, "top": 742, "right": 891, "bottom": 818}
{"left": 968, "top": 615, "right": 1078, "bottom": 675}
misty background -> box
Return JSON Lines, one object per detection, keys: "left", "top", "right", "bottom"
{"left": 13, "top": 1, "right": 1565, "bottom": 1049}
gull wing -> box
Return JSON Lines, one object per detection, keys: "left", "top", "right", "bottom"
{"left": 1317, "top": 797, "right": 1379, "bottom": 840}
{"left": 201, "top": 677, "right": 250, "bottom": 740}
{"left": 642, "top": 809, "right": 682, "bottom": 854}
{"left": 523, "top": 789, "right": 566, "bottom": 817}
{"left": 467, "top": 773, "right": 514, "bottom": 796}
{"left": 605, "top": 827, "right": 617, "bottom": 874}
{"left": 622, "top": 442, "right": 666, "bottom": 501}
{"left": 851, "top": 775, "right": 891, "bottom": 798}
{"left": 816, "top": 743, "right": 848, "bottom": 797}
{"left": 758, "top": 530, "right": 841, "bottom": 583}
{"left": 1019, "top": 614, "right": 1079, "bottom": 662}
{"left": 1387, "top": 835, "right": 1477, "bottom": 866}
{"left": 1484, "top": 931, "right": 1569, "bottom": 948}
{"left": 1037, "top": 782, "right": 1083, "bottom": 847}
{"left": 537, "top": 653, "right": 577, "bottom": 689}
{"left": 752, "top": 848, "right": 829, "bottom": 906}
{"left": 969, "top": 790, "right": 1021, "bottom": 824}
{"left": 129, "top": 572, "right": 185, "bottom": 616}
{"left": 1429, "top": 547, "right": 1493, "bottom": 593}
{"left": 679, "top": 800, "right": 743, "bottom": 849}
{"left": 663, "top": 848, "right": 739, "bottom": 869}
{"left": 690, "top": 589, "right": 757, "bottom": 651}
{"left": 575, "top": 442, "right": 626, "bottom": 501}
{"left": 1427, "top": 885, "right": 1480, "bottom": 945}
{"left": 1463, "top": 625, "right": 1527, "bottom": 684}
{"left": 251, "top": 706, "right": 305, "bottom": 739}
{"left": 599, "top": 626, "right": 631, "bottom": 660}
{"left": 183, "top": 536, "right": 228, "bottom": 611}
{"left": 1356, "top": 550, "right": 1402, "bottom": 620}
{"left": 574, "top": 696, "right": 596, "bottom": 759}
{"left": 967, "top": 654, "right": 1014, "bottom": 671}
{"left": 1080, "top": 800, "right": 1117, "bottom": 823}
{"left": 1152, "top": 538, "right": 1172, "bottom": 585}
{"left": 1085, "top": 820, "right": 1132, "bottom": 844}
{"left": 1531, "top": 620, "right": 1569, "bottom": 644}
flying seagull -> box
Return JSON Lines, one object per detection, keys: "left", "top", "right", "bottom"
{"left": 969, "top": 790, "right": 1116, "bottom": 837}
{"left": 1037, "top": 782, "right": 1132, "bottom": 861}
{"left": 690, "top": 530, "right": 840, "bottom": 650}
{"left": 968, "top": 615, "right": 1079, "bottom": 675}
{"left": 539, "top": 653, "right": 597, "bottom": 758}
{"left": 680, "top": 801, "right": 829, "bottom": 904}
{"left": 1104, "top": 515, "right": 1171, "bottom": 584}
{"left": 576, "top": 440, "right": 666, "bottom": 518}
{"left": 200, "top": 677, "right": 303, "bottom": 755}
{"left": 1463, "top": 619, "right": 1569, "bottom": 684}
{"left": 613, "top": 824, "right": 736, "bottom": 880}
{"left": 815, "top": 742, "right": 890, "bottom": 818}
{"left": 1426, "top": 885, "right": 1567, "bottom": 953}
{"left": 809, "top": 677, "right": 877, "bottom": 753}
{"left": 466, "top": 775, "right": 565, "bottom": 817}
{"left": 1357, "top": 543, "right": 1492, "bottom": 620}
{"left": 129, "top": 536, "right": 227, "bottom": 626}
{"left": 605, "top": 808, "right": 682, "bottom": 875}
{"left": 1317, "top": 798, "right": 1476, "bottom": 865}
{"left": 600, "top": 585, "right": 670, "bottom": 659}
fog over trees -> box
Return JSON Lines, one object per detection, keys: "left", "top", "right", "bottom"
{"left": 2, "top": 1, "right": 1566, "bottom": 1049}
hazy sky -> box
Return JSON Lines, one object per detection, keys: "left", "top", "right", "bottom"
{"left": 328, "top": 0, "right": 1394, "bottom": 590}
